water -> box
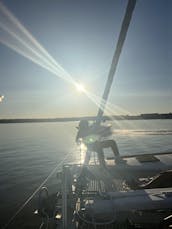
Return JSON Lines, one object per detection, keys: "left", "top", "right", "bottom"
{"left": 0, "top": 120, "right": 172, "bottom": 225}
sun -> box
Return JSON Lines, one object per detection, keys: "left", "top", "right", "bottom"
{"left": 75, "top": 83, "right": 86, "bottom": 93}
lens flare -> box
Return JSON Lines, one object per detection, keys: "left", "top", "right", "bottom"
{"left": 75, "top": 83, "right": 86, "bottom": 93}
{"left": 0, "top": 1, "right": 134, "bottom": 122}
{"left": 0, "top": 1, "right": 75, "bottom": 84}
{"left": 0, "top": 95, "right": 4, "bottom": 102}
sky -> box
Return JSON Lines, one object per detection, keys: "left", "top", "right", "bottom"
{"left": 0, "top": 0, "right": 171, "bottom": 118}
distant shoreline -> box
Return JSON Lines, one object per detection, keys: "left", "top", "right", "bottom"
{"left": 0, "top": 113, "right": 171, "bottom": 123}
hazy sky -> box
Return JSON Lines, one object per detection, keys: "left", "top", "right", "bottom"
{"left": 0, "top": 0, "right": 171, "bottom": 118}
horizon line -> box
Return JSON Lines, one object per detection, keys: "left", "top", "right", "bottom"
{"left": 0, "top": 112, "right": 172, "bottom": 123}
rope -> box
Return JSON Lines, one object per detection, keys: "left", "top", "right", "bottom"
{"left": 39, "top": 222, "right": 44, "bottom": 229}
{"left": 39, "top": 209, "right": 49, "bottom": 229}
{"left": 75, "top": 209, "right": 116, "bottom": 226}
{"left": 2, "top": 152, "right": 71, "bottom": 229}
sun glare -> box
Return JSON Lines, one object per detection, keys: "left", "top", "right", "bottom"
{"left": 0, "top": 95, "right": 4, "bottom": 102}
{"left": 75, "top": 83, "right": 86, "bottom": 93}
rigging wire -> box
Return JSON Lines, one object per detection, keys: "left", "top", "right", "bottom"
{"left": 2, "top": 152, "right": 71, "bottom": 229}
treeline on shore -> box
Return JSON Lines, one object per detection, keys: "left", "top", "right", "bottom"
{"left": 0, "top": 113, "right": 172, "bottom": 123}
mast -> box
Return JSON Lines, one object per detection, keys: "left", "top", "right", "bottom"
{"left": 96, "top": 0, "right": 137, "bottom": 125}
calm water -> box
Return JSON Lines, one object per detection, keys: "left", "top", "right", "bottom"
{"left": 0, "top": 120, "right": 172, "bottom": 224}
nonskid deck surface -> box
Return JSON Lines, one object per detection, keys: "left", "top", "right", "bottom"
{"left": 106, "top": 152, "right": 172, "bottom": 177}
